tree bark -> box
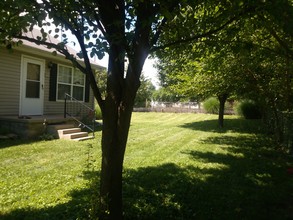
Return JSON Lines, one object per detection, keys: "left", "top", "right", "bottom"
{"left": 99, "top": 100, "right": 133, "bottom": 220}
{"left": 99, "top": 45, "right": 146, "bottom": 219}
{"left": 218, "top": 94, "right": 228, "bottom": 128}
{"left": 96, "top": 1, "right": 153, "bottom": 218}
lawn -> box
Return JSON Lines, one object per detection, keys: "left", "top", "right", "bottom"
{"left": 0, "top": 113, "right": 292, "bottom": 219}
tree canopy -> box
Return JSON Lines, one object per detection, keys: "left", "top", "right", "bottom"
{"left": 155, "top": 0, "right": 293, "bottom": 129}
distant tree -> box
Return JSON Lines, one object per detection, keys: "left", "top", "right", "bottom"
{"left": 152, "top": 87, "right": 181, "bottom": 102}
{"left": 156, "top": 0, "right": 293, "bottom": 129}
{"left": 95, "top": 68, "right": 107, "bottom": 99}
{"left": 134, "top": 75, "right": 155, "bottom": 107}
{"left": 156, "top": 48, "right": 244, "bottom": 127}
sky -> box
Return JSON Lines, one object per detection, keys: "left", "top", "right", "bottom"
{"left": 93, "top": 53, "right": 160, "bottom": 88}
{"left": 42, "top": 23, "right": 160, "bottom": 88}
{"left": 143, "top": 58, "right": 160, "bottom": 88}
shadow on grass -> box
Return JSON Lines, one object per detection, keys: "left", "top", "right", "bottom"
{"left": 0, "top": 121, "right": 102, "bottom": 150}
{"left": 123, "top": 161, "right": 292, "bottom": 219}
{"left": 180, "top": 118, "right": 264, "bottom": 134}
{"left": 0, "top": 139, "right": 42, "bottom": 150}
{"left": 0, "top": 188, "right": 92, "bottom": 220}
{"left": 0, "top": 170, "right": 100, "bottom": 220}
{"left": 122, "top": 134, "right": 292, "bottom": 219}
{"left": 2, "top": 160, "right": 292, "bottom": 220}
{"left": 1, "top": 135, "right": 292, "bottom": 219}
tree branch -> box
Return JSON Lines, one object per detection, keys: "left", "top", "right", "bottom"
{"left": 150, "top": 7, "right": 253, "bottom": 52}
{"left": 258, "top": 14, "right": 293, "bottom": 60}
{"left": 40, "top": 0, "right": 105, "bottom": 108}
{"left": 151, "top": 19, "right": 235, "bottom": 52}
{"left": 150, "top": 17, "right": 167, "bottom": 48}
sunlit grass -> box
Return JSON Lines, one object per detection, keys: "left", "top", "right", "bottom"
{"left": 0, "top": 113, "right": 292, "bottom": 219}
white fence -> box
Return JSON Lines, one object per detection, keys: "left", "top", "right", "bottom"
{"left": 134, "top": 101, "right": 204, "bottom": 113}
{"left": 151, "top": 101, "right": 199, "bottom": 109}
{"left": 134, "top": 101, "right": 235, "bottom": 114}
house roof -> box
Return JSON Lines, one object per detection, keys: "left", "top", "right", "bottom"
{"left": 16, "top": 28, "right": 106, "bottom": 70}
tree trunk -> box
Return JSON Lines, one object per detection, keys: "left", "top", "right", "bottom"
{"left": 99, "top": 45, "right": 146, "bottom": 219}
{"left": 218, "top": 94, "right": 228, "bottom": 128}
{"left": 99, "top": 98, "right": 134, "bottom": 220}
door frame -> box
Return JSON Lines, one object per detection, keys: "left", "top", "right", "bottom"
{"left": 19, "top": 55, "right": 45, "bottom": 115}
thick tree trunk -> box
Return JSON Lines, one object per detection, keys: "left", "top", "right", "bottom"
{"left": 96, "top": 2, "right": 151, "bottom": 217}
{"left": 218, "top": 94, "right": 228, "bottom": 128}
{"left": 99, "top": 45, "right": 146, "bottom": 219}
{"left": 99, "top": 98, "right": 134, "bottom": 220}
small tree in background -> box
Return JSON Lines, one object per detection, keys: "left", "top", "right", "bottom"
{"left": 203, "top": 97, "right": 220, "bottom": 114}
{"left": 134, "top": 75, "right": 156, "bottom": 107}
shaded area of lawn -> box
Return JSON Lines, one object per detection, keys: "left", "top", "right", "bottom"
{"left": 123, "top": 159, "right": 292, "bottom": 219}
{"left": 0, "top": 188, "right": 92, "bottom": 220}
{"left": 0, "top": 169, "right": 101, "bottom": 220}
{"left": 180, "top": 118, "right": 265, "bottom": 134}
{"left": 1, "top": 160, "right": 292, "bottom": 220}
{"left": 1, "top": 114, "right": 293, "bottom": 219}
{"left": 0, "top": 139, "right": 39, "bottom": 149}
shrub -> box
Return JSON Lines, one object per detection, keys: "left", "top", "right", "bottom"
{"left": 95, "top": 104, "right": 102, "bottom": 120}
{"left": 235, "top": 100, "right": 262, "bottom": 119}
{"left": 203, "top": 97, "right": 219, "bottom": 114}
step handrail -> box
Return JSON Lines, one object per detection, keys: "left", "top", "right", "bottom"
{"left": 64, "top": 93, "right": 95, "bottom": 137}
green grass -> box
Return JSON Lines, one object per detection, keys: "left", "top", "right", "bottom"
{"left": 0, "top": 113, "right": 292, "bottom": 219}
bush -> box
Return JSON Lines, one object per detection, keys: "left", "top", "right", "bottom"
{"left": 95, "top": 104, "right": 102, "bottom": 120}
{"left": 235, "top": 100, "right": 262, "bottom": 119}
{"left": 203, "top": 97, "right": 219, "bottom": 114}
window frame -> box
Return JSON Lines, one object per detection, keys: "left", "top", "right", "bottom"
{"left": 56, "top": 64, "right": 86, "bottom": 102}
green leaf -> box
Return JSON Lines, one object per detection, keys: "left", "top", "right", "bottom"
{"left": 77, "top": 52, "right": 84, "bottom": 59}
{"left": 97, "top": 51, "right": 104, "bottom": 60}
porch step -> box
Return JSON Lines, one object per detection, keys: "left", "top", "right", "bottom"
{"left": 57, "top": 126, "right": 93, "bottom": 141}
{"left": 72, "top": 135, "right": 94, "bottom": 141}
{"left": 62, "top": 131, "right": 88, "bottom": 140}
{"left": 58, "top": 128, "right": 81, "bottom": 138}
{"left": 47, "top": 124, "right": 76, "bottom": 138}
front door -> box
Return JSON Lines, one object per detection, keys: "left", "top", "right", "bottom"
{"left": 20, "top": 56, "right": 45, "bottom": 115}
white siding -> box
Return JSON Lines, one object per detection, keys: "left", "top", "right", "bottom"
{"left": 0, "top": 49, "right": 21, "bottom": 115}
{"left": 0, "top": 47, "right": 95, "bottom": 116}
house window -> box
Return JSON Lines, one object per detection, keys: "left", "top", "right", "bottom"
{"left": 57, "top": 65, "right": 85, "bottom": 101}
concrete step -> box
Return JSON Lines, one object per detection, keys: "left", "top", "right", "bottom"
{"left": 47, "top": 124, "right": 76, "bottom": 138}
{"left": 72, "top": 135, "right": 94, "bottom": 141}
{"left": 57, "top": 128, "right": 81, "bottom": 138}
{"left": 62, "top": 131, "right": 88, "bottom": 140}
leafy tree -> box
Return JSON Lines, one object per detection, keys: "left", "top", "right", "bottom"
{"left": 134, "top": 74, "right": 155, "bottom": 107}
{"left": 0, "top": 0, "right": 271, "bottom": 218}
{"left": 152, "top": 87, "right": 181, "bottom": 102}
{"left": 156, "top": 0, "right": 293, "bottom": 129}
{"left": 95, "top": 67, "right": 107, "bottom": 100}
{"left": 156, "top": 47, "right": 244, "bottom": 127}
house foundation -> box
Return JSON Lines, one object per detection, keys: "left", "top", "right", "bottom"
{"left": 0, "top": 115, "right": 76, "bottom": 139}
